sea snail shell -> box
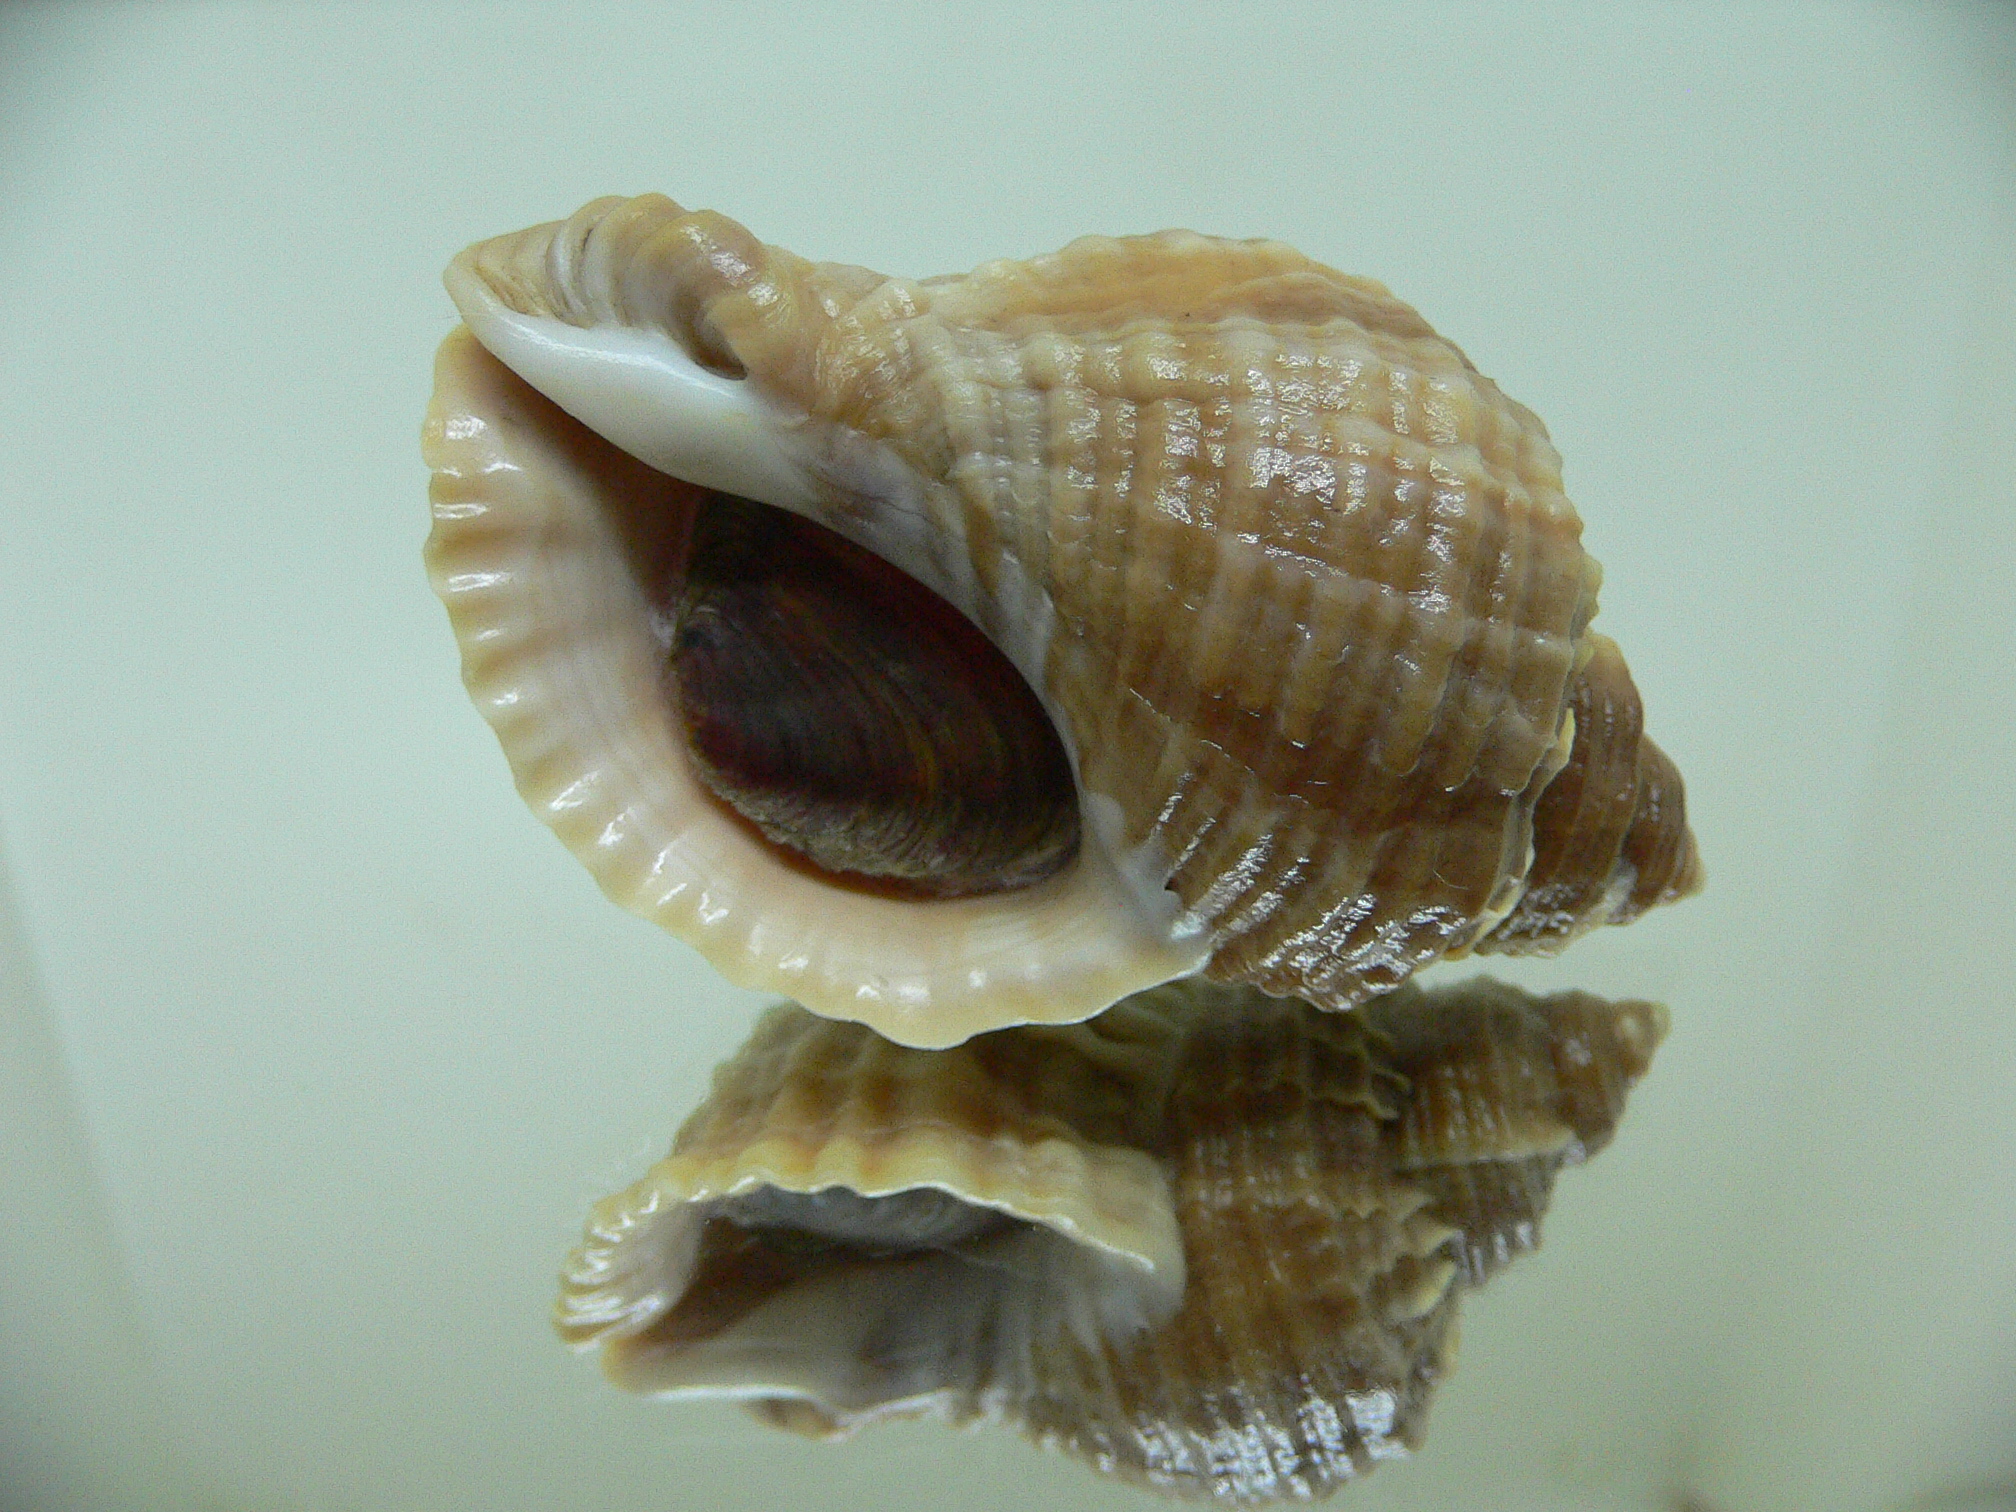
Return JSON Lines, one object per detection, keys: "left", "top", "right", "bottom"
{"left": 557, "top": 975, "right": 1667, "bottom": 1502}
{"left": 423, "top": 194, "right": 1702, "bottom": 1047}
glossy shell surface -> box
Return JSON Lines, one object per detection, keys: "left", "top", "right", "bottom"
{"left": 424, "top": 194, "right": 1701, "bottom": 1045}
{"left": 558, "top": 974, "right": 1666, "bottom": 1501}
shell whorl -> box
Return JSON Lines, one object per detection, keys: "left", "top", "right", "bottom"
{"left": 428, "top": 193, "right": 1701, "bottom": 1043}
{"left": 558, "top": 975, "right": 1666, "bottom": 1501}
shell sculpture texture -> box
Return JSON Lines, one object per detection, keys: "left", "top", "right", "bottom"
{"left": 558, "top": 975, "right": 1667, "bottom": 1502}
{"left": 423, "top": 194, "right": 1701, "bottom": 1048}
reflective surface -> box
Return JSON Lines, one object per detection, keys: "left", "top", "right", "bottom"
{"left": 555, "top": 979, "right": 1664, "bottom": 1501}
{"left": 1, "top": 5, "right": 2012, "bottom": 1511}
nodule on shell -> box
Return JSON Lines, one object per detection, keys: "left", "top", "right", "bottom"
{"left": 423, "top": 193, "right": 1701, "bottom": 1046}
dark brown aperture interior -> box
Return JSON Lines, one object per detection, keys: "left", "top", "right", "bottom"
{"left": 660, "top": 492, "right": 1080, "bottom": 899}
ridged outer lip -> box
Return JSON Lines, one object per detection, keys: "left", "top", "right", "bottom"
{"left": 422, "top": 327, "right": 1208, "bottom": 1047}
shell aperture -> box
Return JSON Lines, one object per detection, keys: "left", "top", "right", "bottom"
{"left": 558, "top": 975, "right": 1667, "bottom": 1501}
{"left": 425, "top": 191, "right": 1702, "bottom": 1045}
{"left": 423, "top": 326, "right": 1203, "bottom": 1047}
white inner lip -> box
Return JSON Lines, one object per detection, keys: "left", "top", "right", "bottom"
{"left": 444, "top": 265, "right": 825, "bottom": 513}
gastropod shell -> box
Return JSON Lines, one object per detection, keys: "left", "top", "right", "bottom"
{"left": 424, "top": 194, "right": 1700, "bottom": 1047}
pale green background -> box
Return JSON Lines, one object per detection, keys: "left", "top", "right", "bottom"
{"left": 2, "top": 4, "right": 2012, "bottom": 1511}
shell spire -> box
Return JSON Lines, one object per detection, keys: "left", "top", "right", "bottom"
{"left": 427, "top": 194, "right": 1700, "bottom": 1044}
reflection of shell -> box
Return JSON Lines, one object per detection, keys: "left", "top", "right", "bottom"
{"left": 424, "top": 194, "right": 1701, "bottom": 1046}
{"left": 558, "top": 975, "right": 1666, "bottom": 1501}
